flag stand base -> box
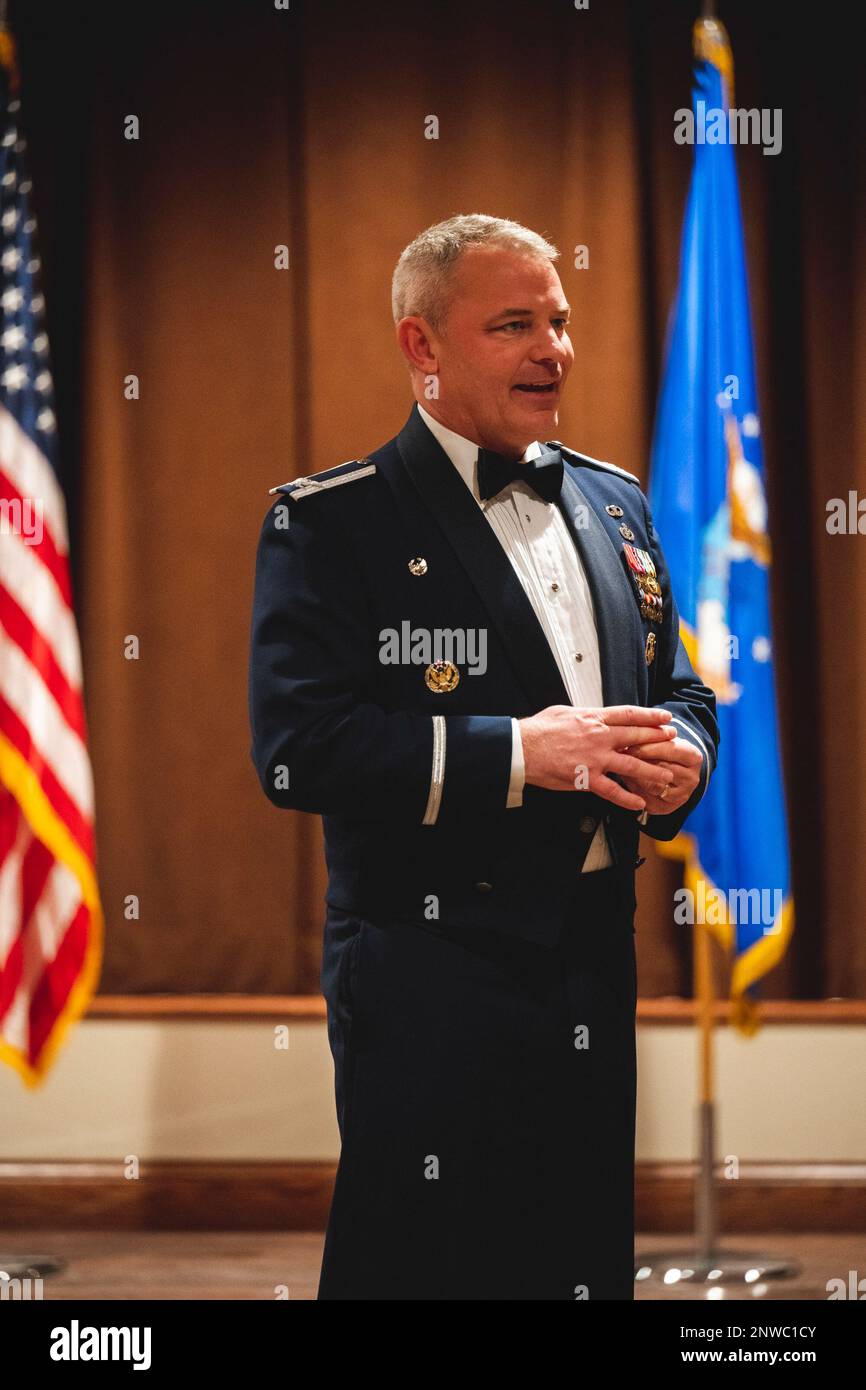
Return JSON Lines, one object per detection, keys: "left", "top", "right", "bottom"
{"left": 634, "top": 1102, "right": 800, "bottom": 1287}
{"left": 634, "top": 1247, "right": 800, "bottom": 1286}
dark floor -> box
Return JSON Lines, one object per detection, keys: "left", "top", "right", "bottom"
{"left": 1, "top": 1230, "right": 862, "bottom": 1300}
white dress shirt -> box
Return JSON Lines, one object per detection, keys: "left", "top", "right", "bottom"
{"left": 418, "top": 403, "right": 613, "bottom": 870}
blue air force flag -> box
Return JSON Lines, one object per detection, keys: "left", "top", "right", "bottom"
{"left": 648, "top": 18, "right": 793, "bottom": 1035}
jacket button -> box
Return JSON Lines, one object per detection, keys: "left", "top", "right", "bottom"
{"left": 579, "top": 816, "right": 596, "bottom": 834}
{"left": 474, "top": 881, "right": 494, "bottom": 892}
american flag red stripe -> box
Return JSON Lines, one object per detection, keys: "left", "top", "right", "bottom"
{"left": 0, "top": 466, "right": 74, "bottom": 605}
{"left": 0, "top": 587, "right": 88, "bottom": 739}
{"left": 0, "top": 694, "right": 95, "bottom": 857}
{"left": 0, "top": 29, "right": 103, "bottom": 1086}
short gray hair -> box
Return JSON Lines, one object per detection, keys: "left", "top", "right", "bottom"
{"left": 391, "top": 214, "right": 559, "bottom": 328}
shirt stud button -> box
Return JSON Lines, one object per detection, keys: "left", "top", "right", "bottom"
{"left": 550, "top": 581, "right": 560, "bottom": 592}
{"left": 574, "top": 652, "right": 583, "bottom": 662}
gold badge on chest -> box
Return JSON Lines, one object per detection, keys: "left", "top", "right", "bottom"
{"left": 424, "top": 660, "right": 460, "bottom": 693}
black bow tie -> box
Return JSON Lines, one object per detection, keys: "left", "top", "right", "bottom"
{"left": 476, "top": 445, "right": 564, "bottom": 504}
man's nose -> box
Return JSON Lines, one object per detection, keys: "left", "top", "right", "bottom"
{"left": 529, "top": 329, "right": 570, "bottom": 365}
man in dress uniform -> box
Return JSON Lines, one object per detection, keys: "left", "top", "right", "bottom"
{"left": 248, "top": 214, "right": 719, "bottom": 1301}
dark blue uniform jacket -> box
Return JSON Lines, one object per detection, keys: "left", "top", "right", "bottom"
{"left": 249, "top": 401, "right": 719, "bottom": 946}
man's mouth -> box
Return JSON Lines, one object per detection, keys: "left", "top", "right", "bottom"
{"left": 512, "top": 382, "right": 559, "bottom": 395}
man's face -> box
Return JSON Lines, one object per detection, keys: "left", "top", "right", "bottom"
{"left": 413, "top": 245, "right": 574, "bottom": 456}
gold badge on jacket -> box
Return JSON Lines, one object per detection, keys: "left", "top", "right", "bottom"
{"left": 645, "top": 631, "right": 657, "bottom": 665}
{"left": 623, "top": 543, "right": 664, "bottom": 623}
{"left": 425, "top": 660, "right": 460, "bottom": 692}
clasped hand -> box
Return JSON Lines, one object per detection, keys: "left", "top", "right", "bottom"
{"left": 517, "top": 704, "right": 703, "bottom": 813}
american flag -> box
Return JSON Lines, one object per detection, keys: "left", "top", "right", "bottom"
{"left": 0, "top": 26, "right": 102, "bottom": 1085}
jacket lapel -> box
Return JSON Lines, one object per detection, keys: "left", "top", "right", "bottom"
{"left": 388, "top": 402, "right": 642, "bottom": 712}
{"left": 558, "top": 468, "right": 643, "bottom": 706}
{"left": 391, "top": 404, "right": 569, "bottom": 711}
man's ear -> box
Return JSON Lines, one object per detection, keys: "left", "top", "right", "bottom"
{"left": 396, "top": 315, "right": 439, "bottom": 375}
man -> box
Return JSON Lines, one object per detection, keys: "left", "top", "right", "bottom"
{"left": 248, "top": 214, "right": 719, "bottom": 1301}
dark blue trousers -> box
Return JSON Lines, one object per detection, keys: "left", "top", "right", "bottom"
{"left": 318, "top": 866, "right": 637, "bottom": 1301}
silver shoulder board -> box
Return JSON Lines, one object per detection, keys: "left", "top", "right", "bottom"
{"left": 268, "top": 459, "right": 376, "bottom": 498}
{"left": 548, "top": 440, "right": 640, "bottom": 486}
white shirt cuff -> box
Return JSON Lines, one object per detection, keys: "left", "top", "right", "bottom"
{"left": 507, "top": 718, "right": 525, "bottom": 808}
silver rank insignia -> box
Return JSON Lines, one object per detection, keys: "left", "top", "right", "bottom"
{"left": 268, "top": 457, "right": 375, "bottom": 497}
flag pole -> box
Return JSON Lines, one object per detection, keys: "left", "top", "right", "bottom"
{"left": 0, "top": 0, "right": 67, "bottom": 1292}
{"left": 635, "top": 4, "right": 800, "bottom": 1287}
{"left": 638, "top": 914, "right": 799, "bottom": 1286}
{"left": 694, "top": 917, "right": 717, "bottom": 1262}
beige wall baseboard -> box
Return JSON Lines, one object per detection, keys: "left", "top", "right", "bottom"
{"left": 1, "top": 1159, "right": 864, "bottom": 1233}
{"left": 1, "top": 1019, "right": 863, "bottom": 1167}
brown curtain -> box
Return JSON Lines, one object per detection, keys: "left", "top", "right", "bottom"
{"left": 11, "top": 0, "right": 864, "bottom": 998}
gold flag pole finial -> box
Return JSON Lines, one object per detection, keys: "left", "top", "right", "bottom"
{"left": 693, "top": 5, "right": 735, "bottom": 109}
